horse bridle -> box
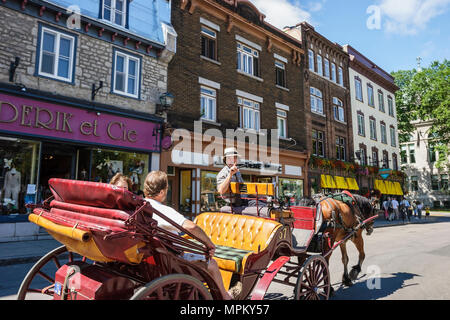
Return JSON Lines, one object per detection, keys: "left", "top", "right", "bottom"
{"left": 319, "top": 195, "right": 369, "bottom": 234}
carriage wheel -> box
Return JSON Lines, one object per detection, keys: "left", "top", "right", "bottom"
{"left": 17, "top": 245, "right": 86, "bottom": 300}
{"left": 294, "top": 255, "right": 331, "bottom": 300}
{"left": 130, "top": 274, "right": 213, "bottom": 300}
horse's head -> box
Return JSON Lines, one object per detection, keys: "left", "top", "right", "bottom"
{"left": 354, "top": 195, "right": 377, "bottom": 236}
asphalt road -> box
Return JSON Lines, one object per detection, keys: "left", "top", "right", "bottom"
{"left": 265, "top": 214, "right": 450, "bottom": 300}
{"left": 1, "top": 215, "right": 450, "bottom": 300}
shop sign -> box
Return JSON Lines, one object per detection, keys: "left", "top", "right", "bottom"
{"left": 213, "top": 156, "right": 282, "bottom": 174}
{"left": 0, "top": 94, "right": 160, "bottom": 152}
{"left": 379, "top": 168, "right": 392, "bottom": 180}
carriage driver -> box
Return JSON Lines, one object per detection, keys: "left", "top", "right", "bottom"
{"left": 217, "top": 147, "right": 267, "bottom": 207}
{"left": 143, "top": 171, "right": 240, "bottom": 300}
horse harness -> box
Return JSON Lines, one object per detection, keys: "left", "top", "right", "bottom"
{"left": 319, "top": 192, "right": 366, "bottom": 234}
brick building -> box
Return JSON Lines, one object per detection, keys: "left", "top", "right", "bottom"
{"left": 284, "top": 22, "right": 356, "bottom": 196}
{"left": 164, "top": 0, "right": 309, "bottom": 218}
{"left": 0, "top": 0, "right": 175, "bottom": 241}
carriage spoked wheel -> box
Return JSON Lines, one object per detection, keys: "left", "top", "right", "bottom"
{"left": 17, "top": 245, "right": 87, "bottom": 300}
{"left": 294, "top": 255, "right": 331, "bottom": 300}
{"left": 130, "top": 274, "right": 213, "bottom": 300}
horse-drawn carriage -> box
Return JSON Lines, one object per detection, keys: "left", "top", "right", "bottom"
{"left": 18, "top": 179, "right": 377, "bottom": 300}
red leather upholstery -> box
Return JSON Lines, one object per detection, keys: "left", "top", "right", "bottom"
{"left": 49, "top": 179, "right": 144, "bottom": 210}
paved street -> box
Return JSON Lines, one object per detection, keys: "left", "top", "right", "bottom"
{"left": 265, "top": 213, "right": 450, "bottom": 300}
{"left": 1, "top": 214, "right": 450, "bottom": 300}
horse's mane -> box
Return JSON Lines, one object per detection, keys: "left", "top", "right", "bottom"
{"left": 352, "top": 194, "right": 374, "bottom": 218}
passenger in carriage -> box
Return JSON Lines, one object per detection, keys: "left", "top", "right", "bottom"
{"left": 216, "top": 147, "right": 267, "bottom": 208}
{"left": 143, "top": 171, "right": 237, "bottom": 300}
{"left": 110, "top": 173, "right": 133, "bottom": 191}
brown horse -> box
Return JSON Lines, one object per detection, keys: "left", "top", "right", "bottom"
{"left": 312, "top": 193, "right": 378, "bottom": 287}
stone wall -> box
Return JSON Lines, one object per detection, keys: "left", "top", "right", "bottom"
{"left": 0, "top": 5, "right": 168, "bottom": 115}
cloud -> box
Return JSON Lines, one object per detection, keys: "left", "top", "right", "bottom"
{"left": 251, "top": 0, "right": 317, "bottom": 29}
{"left": 378, "top": 0, "right": 450, "bottom": 35}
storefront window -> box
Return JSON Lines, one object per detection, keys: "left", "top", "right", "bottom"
{"left": 90, "top": 148, "right": 149, "bottom": 194}
{"left": 0, "top": 136, "right": 40, "bottom": 216}
{"left": 279, "top": 178, "right": 304, "bottom": 206}
{"left": 200, "top": 171, "right": 226, "bottom": 212}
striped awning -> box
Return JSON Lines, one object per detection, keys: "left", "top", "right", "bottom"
{"left": 375, "top": 180, "right": 404, "bottom": 195}
{"left": 375, "top": 179, "right": 388, "bottom": 194}
{"left": 334, "top": 176, "right": 349, "bottom": 190}
{"left": 321, "top": 175, "right": 337, "bottom": 189}
{"left": 393, "top": 182, "right": 404, "bottom": 196}
{"left": 346, "top": 177, "right": 360, "bottom": 191}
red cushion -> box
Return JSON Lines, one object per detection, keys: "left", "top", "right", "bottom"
{"left": 49, "top": 179, "right": 144, "bottom": 210}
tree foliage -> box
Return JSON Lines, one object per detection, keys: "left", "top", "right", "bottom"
{"left": 392, "top": 60, "right": 450, "bottom": 168}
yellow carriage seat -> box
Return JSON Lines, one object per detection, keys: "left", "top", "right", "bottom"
{"left": 194, "top": 212, "right": 281, "bottom": 274}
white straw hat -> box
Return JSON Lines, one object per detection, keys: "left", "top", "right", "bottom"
{"left": 222, "top": 147, "right": 241, "bottom": 163}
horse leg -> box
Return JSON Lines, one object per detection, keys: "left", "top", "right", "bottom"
{"left": 349, "top": 230, "right": 365, "bottom": 281}
{"left": 339, "top": 238, "right": 353, "bottom": 287}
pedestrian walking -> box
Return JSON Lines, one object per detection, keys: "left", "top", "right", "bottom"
{"left": 417, "top": 201, "right": 423, "bottom": 219}
{"left": 412, "top": 201, "right": 418, "bottom": 218}
{"left": 400, "top": 198, "right": 411, "bottom": 222}
{"left": 391, "top": 197, "right": 400, "bottom": 221}
{"left": 425, "top": 206, "right": 430, "bottom": 219}
{"left": 399, "top": 198, "right": 409, "bottom": 223}
{"left": 382, "top": 198, "right": 389, "bottom": 220}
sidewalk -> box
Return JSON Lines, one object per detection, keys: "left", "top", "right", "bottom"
{"left": 0, "top": 213, "right": 447, "bottom": 267}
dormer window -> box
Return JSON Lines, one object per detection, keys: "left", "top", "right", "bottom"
{"left": 102, "top": 0, "right": 127, "bottom": 27}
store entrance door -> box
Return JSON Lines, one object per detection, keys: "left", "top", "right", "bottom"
{"left": 39, "top": 143, "right": 77, "bottom": 200}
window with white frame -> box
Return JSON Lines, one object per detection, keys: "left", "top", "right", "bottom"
{"left": 369, "top": 118, "right": 377, "bottom": 141}
{"left": 355, "top": 77, "right": 363, "bottom": 101}
{"left": 308, "top": 49, "right": 315, "bottom": 72}
{"left": 310, "top": 87, "right": 323, "bottom": 115}
{"left": 390, "top": 126, "right": 397, "bottom": 147}
{"left": 317, "top": 54, "right": 323, "bottom": 76}
{"left": 200, "top": 86, "right": 216, "bottom": 122}
{"left": 338, "top": 66, "right": 343, "bottom": 85}
{"left": 367, "top": 84, "right": 375, "bottom": 107}
{"left": 360, "top": 147, "right": 367, "bottom": 166}
{"left": 380, "top": 122, "right": 387, "bottom": 144}
{"left": 201, "top": 26, "right": 217, "bottom": 61}
{"left": 324, "top": 58, "right": 330, "bottom": 79}
{"left": 331, "top": 63, "right": 336, "bottom": 82}
{"left": 388, "top": 96, "right": 395, "bottom": 117}
{"left": 277, "top": 109, "right": 288, "bottom": 139}
{"left": 378, "top": 90, "right": 385, "bottom": 112}
{"left": 275, "top": 60, "right": 286, "bottom": 88}
{"left": 333, "top": 97, "right": 345, "bottom": 122}
{"left": 102, "top": 0, "right": 127, "bottom": 27}
{"left": 38, "top": 26, "right": 76, "bottom": 82}
{"left": 237, "top": 42, "right": 260, "bottom": 77}
{"left": 357, "top": 113, "right": 365, "bottom": 136}
{"left": 113, "top": 50, "right": 140, "bottom": 98}
{"left": 238, "top": 97, "right": 260, "bottom": 131}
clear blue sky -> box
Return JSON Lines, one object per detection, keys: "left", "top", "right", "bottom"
{"left": 253, "top": 0, "right": 450, "bottom": 73}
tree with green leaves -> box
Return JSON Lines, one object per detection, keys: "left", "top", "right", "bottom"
{"left": 392, "top": 60, "right": 450, "bottom": 169}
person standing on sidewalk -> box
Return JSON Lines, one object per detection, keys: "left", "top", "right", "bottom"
{"left": 382, "top": 198, "right": 389, "bottom": 220}
{"left": 417, "top": 201, "right": 423, "bottom": 219}
{"left": 412, "top": 201, "right": 418, "bottom": 218}
{"left": 400, "top": 198, "right": 411, "bottom": 222}
{"left": 391, "top": 197, "right": 400, "bottom": 221}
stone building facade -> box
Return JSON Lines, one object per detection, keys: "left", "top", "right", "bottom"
{"left": 401, "top": 120, "right": 450, "bottom": 208}
{"left": 0, "top": 0, "right": 175, "bottom": 241}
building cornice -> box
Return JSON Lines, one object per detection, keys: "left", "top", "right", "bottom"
{"left": 1, "top": 0, "right": 165, "bottom": 57}
{"left": 180, "top": 0, "right": 304, "bottom": 65}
